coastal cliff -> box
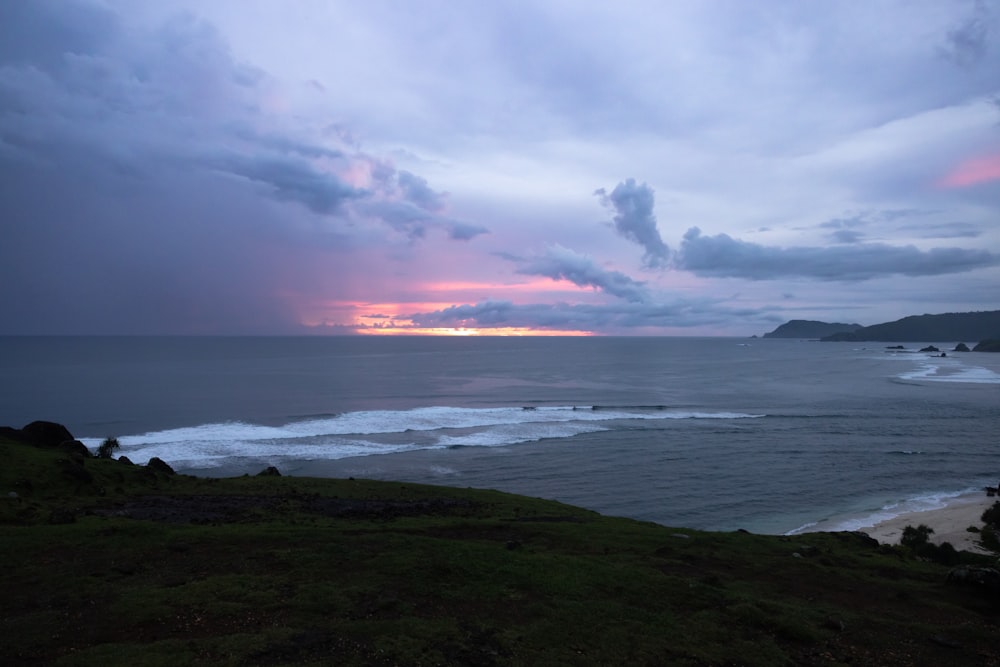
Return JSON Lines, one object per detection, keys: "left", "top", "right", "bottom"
{"left": 762, "top": 320, "right": 861, "bottom": 339}
{"left": 820, "top": 310, "right": 1000, "bottom": 343}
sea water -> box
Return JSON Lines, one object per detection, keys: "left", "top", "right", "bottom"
{"left": 2, "top": 335, "right": 998, "bottom": 535}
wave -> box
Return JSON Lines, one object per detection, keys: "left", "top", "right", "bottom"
{"left": 80, "top": 405, "right": 765, "bottom": 469}
{"left": 784, "top": 487, "right": 985, "bottom": 536}
{"left": 897, "top": 362, "right": 1000, "bottom": 385}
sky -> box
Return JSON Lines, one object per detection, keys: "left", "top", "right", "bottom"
{"left": 1, "top": 0, "right": 999, "bottom": 336}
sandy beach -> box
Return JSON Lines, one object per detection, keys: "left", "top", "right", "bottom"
{"left": 858, "top": 492, "right": 997, "bottom": 554}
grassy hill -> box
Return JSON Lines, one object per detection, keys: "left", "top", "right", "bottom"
{"left": 3, "top": 430, "right": 1000, "bottom": 666}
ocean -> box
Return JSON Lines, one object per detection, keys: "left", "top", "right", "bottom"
{"left": 2, "top": 335, "right": 999, "bottom": 536}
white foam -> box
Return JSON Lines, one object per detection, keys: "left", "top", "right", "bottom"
{"left": 785, "top": 488, "right": 983, "bottom": 535}
{"left": 80, "top": 405, "right": 764, "bottom": 468}
{"left": 898, "top": 362, "right": 1000, "bottom": 384}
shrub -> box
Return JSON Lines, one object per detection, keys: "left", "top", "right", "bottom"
{"left": 900, "top": 524, "right": 933, "bottom": 549}
{"left": 97, "top": 437, "right": 120, "bottom": 459}
{"left": 980, "top": 526, "right": 1000, "bottom": 552}
{"left": 981, "top": 501, "right": 1000, "bottom": 528}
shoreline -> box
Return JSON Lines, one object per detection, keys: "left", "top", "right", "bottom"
{"left": 839, "top": 492, "right": 996, "bottom": 554}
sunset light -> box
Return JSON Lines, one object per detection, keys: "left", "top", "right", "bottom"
{"left": 937, "top": 153, "right": 1000, "bottom": 188}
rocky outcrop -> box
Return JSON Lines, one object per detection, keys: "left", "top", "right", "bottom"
{"left": 762, "top": 320, "right": 862, "bottom": 339}
{"left": 1, "top": 421, "right": 91, "bottom": 457}
{"left": 973, "top": 339, "right": 1000, "bottom": 352}
{"left": 19, "top": 421, "right": 75, "bottom": 447}
{"left": 146, "top": 457, "right": 176, "bottom": 475}
{"left": 953, "top": 343, "right": 970, "bottom": 352}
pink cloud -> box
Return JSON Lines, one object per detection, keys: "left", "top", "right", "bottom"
{"left": 937, "top": 154, "right": 1000, "bottom": 188}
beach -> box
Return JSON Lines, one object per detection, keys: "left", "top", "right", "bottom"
{"left": 857, "top": 492, "right": 997, "bottom": 554}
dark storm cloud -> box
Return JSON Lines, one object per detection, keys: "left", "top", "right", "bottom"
{"left": 212, "top": 153, "right": 365, "bottom": 215}
{"left": 0, "top": 0, "right": 117, "bottom": 70}
{"left": 515, "top": 245, "right": 649, "bottom": 303}
{"left": 595, "top": 179, "right": 671, "bottom": 269}
{"left": 677, "top": 227, "right": 998, "bottom": 281}
{"left": 0, "top": 0, "right": 484, "bottom": 334}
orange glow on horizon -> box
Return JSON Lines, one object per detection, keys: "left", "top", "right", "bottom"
{"left": 355, "top": 326, "right": 594, "bottom": 336}
{"left": 298, "top": 299, "right": 595, "bottom": 336}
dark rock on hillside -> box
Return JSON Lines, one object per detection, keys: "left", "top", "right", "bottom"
{"left": 822, "top": 310, "right": 1000, "bottom": 342}
{"left": 146, "top": 457, "right": 176, "bottom": 475}
{"left": 60, "top": 440, "right": 92, "bottom": 457}
{"left": 973, "top": 339, "right": 1000, "bottom": 352}
{"left": 257, "top": 466, "right": 282, "bottom": 477}
{"left": 20, "top": 421, "right": 76, "bottom": 448}
{"left": 1, "top": 422, "right": 92, "bottom": 458}
{"left": 762, "top": 320, "right": 862, "bottom": 339}
{"left": 953, "top": 343, "right": 971, "bottom": 352}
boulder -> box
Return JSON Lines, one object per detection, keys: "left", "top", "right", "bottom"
{"left": 19, "top": 421, "right": 75, "bottom": 448}
{"left": 59, "top": 439, "right": 92, "bottom": 458}
{"left": 919, "top": 345, "right": 939, "bottom": 353}
{"left": 257, "top": 466, "right": 282, "bottom": 477}
{"left": 146, "top": 457, "right": 175, "bottom": 475}
{"left": 953, "top": 343, "right": 971, "bottom": 352}
{"left": 973, "top": 339, "right": 1000, "bottom": 352}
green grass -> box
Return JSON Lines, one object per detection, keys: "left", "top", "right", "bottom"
{"left": 2, "top": 435, "right": 999, "bottom": 666}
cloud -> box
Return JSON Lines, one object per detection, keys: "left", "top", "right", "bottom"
{"left": 819, "top": 215, "right": 868, "bottom": 244}
{"left": 677, "top": 227, "right": 998, "bottom": 281}
{"left": 937, "top": 154, "right": 1000, "bottom": 188}
{"left": 211, "top": 153, "right": 365, "bottom": 215}
{"left": 897, "top": 221, "right": 982, "bottom": 240}
{"left": 940, "top": 0, "right": 995, "bottom": 68}
{"left": 406, "top": 298, "right": 766, "bottom": 333}
{"left": 596, "top": 179, "right": 671, "bottom": 269}
{"left": 397, "top": 170, "right": 446, "bottom": 212}
{"left": 0, "top": 1, "right": 487, "bottom": 334}
{"left": 515, "top": 245, "right": 649, "bottom": 303}
{"left": 446, "top": 221, "right": 490, "bottom": 241}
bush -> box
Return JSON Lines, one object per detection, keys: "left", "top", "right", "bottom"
{"left": 97, "top": 437, "right": 120, "bottom": 459}
{"left": 900, "top": 524, "right": 933, "bottom": 549}
{"left": 898, "top": 524, "right": 958, "bottom": 563}
{"left": 981, "top": 526, "right": 1000, "bottom": 552}
{"left": 982, "top": 501, "right": 1000, "bottom": 528}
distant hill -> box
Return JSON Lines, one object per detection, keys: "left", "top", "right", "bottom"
{"left": 821, "top": 310, "right": 1000, "bottom": 343}
{"left": 762, "top": 320, "right": 862, "bottom": 339}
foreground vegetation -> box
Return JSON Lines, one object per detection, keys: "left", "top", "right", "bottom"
{"left": 2, "top": 428, "right": 1000, "bottom": 666}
